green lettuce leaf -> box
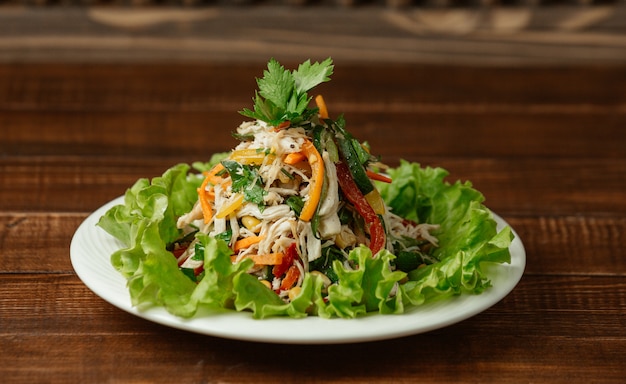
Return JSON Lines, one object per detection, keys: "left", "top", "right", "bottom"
{"left": 319, "top": 246, "right": 407, "bottom": 319}
{"left": 96, "top": 163, "right": 211, "bottom": 317}
{"left": 126, "top": 222, "right": 197, "bottom": 316}
{"left": 377, "top": 161, "right": 513, "bottom": 307}
{"left": 97, "top": 163, "right": 201, "bottom": 279}
{"left": 98, "top": 159, "right": 513, "bottom": 319}
{"left": 233, "top": 272, "right": 326, "bottom": 319}
{"left": 184, "top": 234, "right": 254, "bottom": 313}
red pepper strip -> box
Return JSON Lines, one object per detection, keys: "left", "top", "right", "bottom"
{"left": 335, "top": 161, "right": 386, "bottom": 255}
{"left": 274, "top": 244, "right": 300, "bottom": 291}
{"left": 172, "top": 246, "right": 204, "bottom": 277}
{"left": 273, "top": 243, "right": 298, "bottom": 277}
{"left": 172, "top": 247, "right": 187, "bottom": 260}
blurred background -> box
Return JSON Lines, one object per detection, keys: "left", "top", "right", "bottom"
{"left": 0, "top": 0, "right": 624, "bottom": 66}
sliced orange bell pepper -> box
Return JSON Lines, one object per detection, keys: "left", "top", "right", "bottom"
{"left": 315, "top": 94, "right": 329, "bottom": 119}
{"left": 298, "top": 140, "right": 324, "bottom": 222}
{"left": 283, "top": 152, "right": 307, "bottom": 165}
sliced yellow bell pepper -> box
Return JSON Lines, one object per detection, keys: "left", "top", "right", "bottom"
{"left": 364, "top": 189, "right": 385, "bottom": 215}
{"left": 229, "top": 148, "right": 276, "bottom": 166}
{"left": 216, "top": 193, "right": 244, "bottom": 219}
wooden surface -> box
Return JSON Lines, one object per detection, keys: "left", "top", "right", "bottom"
{"left": 1, "top": 59, "right": 626, "bottom": 383}
{"left": 0, "top": 5, "right": 625, "bottom": 65}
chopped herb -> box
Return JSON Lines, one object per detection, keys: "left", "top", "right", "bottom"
{"left": 309, "top": 246, "right": 343, "bottom": 283}
{"left": 239, "top": 58, "right": 334, "bottom": 126}
{"left": 281, "top": 168, "right": 295, "bottom": 179}
{"left": 286, "top": 195, "right": 304, "bottom": 215}
{"left": 214, "top": 229, "right": 232, "bottom": 243}
{"left": 181, "top": 268, "right": 196, "bottom": 282}
{"left": 192, "top": 242, "right": 205, "bottom": 261}
{"left": 221, "top": 160, "right": 267, "bottom": 207}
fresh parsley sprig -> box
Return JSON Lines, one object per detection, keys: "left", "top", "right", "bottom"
{"left": 239, "top": 58, "right": 334, "bottom": 126}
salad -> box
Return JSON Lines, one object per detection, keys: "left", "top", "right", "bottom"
{"left": 98, "top": 58, "right": 513, "bottom": 319}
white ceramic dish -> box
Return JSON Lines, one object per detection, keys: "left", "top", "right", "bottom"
{"left": 70, "top": 196, "right": 525, "bottom": 344}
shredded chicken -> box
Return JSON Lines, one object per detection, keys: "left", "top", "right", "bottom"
{"left": 385, "top": 211, "right": 440, "bottom": 247}
{"left": 175, "top": 119, "right": 440, "bottom": 300}
{"left": 176, "top": 200, "right": 203, "bottom": 229}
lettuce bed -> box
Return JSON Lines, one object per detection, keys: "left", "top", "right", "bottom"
{"left": 97, "top": 159, "right": 513, "bottom": 319}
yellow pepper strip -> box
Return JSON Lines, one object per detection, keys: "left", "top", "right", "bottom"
{"left": 197, "top": 176, "right": 214, "bottom": 224}
{"left": 233, "top": 235, "right": 264, "bottom": 252}
{"left": 299, "top": 140, "right": 325, "bottom": 222}
{"left": 364, "top": 189, "right": 386, "bottom": 215}
{"left": 315, "top": 94, "right": 329, "bottom": 119}
{"left": 230, "top": 149, "right": 276, "bottom": 166}
{"left": 216, "top": 193, "right": 244, "bottom": 219}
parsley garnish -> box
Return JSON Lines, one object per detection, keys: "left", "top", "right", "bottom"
{"left": 239, "top": 58, "right": 334, "bottom": 126}
{"left": 221, "top": 160, "right": 267, "bottom": 207}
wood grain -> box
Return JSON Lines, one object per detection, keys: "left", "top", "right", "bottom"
{"left": 1, "top": 111, "right": 625, "bottom": 158}
{"left": 1, "top": 274, "right": 625, "bottom": 383}
{"left": 2, "top": 155, "right": 625, "bottom": 216}
{"left": 2, "top": 212, "right": 625, "bottom": 275}
{"left": 1, "top": 64, "right": 624, "bottom": 159}
{"left": 1, "top": 61, "right": 625, "bottom": 383}
{"left": 0, "top": 6, "right": 624, "bottom": 65}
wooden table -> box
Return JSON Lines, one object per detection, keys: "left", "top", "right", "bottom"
{"left": 1, "top": 61, "right": 625, "bottom": 382}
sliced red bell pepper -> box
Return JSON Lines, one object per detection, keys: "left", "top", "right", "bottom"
{"left": 171, "top": 246, "right": 187, "bottom": 260}
{"left": 272, "top": 243, "right": 300, "bottom": 292}
{"left": 273, "top": 242, "right": 298, "bottom": 278}
{"left": 335, "top": 161, "right": 386, "bottom": 255}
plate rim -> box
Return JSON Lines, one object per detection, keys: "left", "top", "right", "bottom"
{"left": 70, "top": 196, "right": 526, "bottom": 344}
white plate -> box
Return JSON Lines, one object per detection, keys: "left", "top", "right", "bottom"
{"left": 71, "top": 196, "right": 525, "bottom": 344}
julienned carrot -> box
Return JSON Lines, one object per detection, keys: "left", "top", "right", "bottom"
{"left": 298, "top": 140, "right": 324, "bottom": 222}
{"left": 280, "top": 265, "right": 300, "bottom": 290}
{"left": 315, "top": 94, "right": 329, "bottom": 119}
{"left": 197, "top": 177, "right": 213, "bottom": 224}
{"left": 366, "top": 170, "right": 392, "bottom": 184}
{"left": 249, "top": 252, "right": 284, "bottom": 266}
{"left": 204, "top": 163, "right": 225, "bottom": 185}
{"left": 275, "top": 121, "right": 291, "bottom": 130}
{"left": 233, "top": 235, "right": 264, "bottom": 252}
{"left": 283, "top": 152, "right": 306, "bottom": 165}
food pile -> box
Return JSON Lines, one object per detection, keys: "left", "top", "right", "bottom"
{"left": 98, "top": 58, "right": 513, "bottom": 319}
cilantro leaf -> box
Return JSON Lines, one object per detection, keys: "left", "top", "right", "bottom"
{"left": 293, "top": 58, "right": 334, "bottom": 95}
{"left": 258, "top": 59, "right": 295, "bottom": 110}
{"left": 239, "top": 58, "right": 334, "bottom": 126}
{"left": 221, "top": 160, "right": 267, "bottom": 207}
